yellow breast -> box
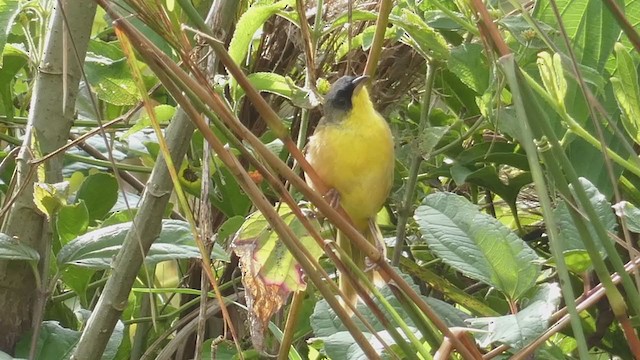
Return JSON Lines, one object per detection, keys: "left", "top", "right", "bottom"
{"left": 306, "top": 89, "right": 394, "bottom": 230}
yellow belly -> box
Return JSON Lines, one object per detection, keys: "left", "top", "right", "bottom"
{"left": 306, "top": 109, "right": 394, "bottom": 230}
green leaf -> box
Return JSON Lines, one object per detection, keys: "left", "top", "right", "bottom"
{"left": 455, "top": 142, "right": 529, "bottom": 170}
{"left": 34, "top": 182, "right": 69, "bottom": 219}
{"left": 390, "top": 9, "right": 450, "bottom": 60}
{"left": 15, "top": 320, "right": 123, "bottom": 360}
{"left": 448, "top": 44, "right": 489, "bottom": 94}
{"left": 310, "top": 271, "right": 469, "bottom": 358}
{"left": 0, "top": 44, "right": 28, "bottom": 120}
{"left": 418, "top": 126, "right": 449, "bottom": 157}
{"left": 217, "top": 215, "right": 245, "bottom": 242}
{"left": 467, "top": 283, "right": 562, "bottom": 350}
{"left": 537, "top": 52, "right": 567, "bottom": 106}
{"left": 611, "top": 43, "right": 640, "bottom": 143}
{"left": 57, "top": 220, "right": 229, "bottom": 269}
{"left": 210, "top": 165, "right": 252, "bottom": 217}
{"left": 613, "top": 201, "right": 640, "bottom": 233}
{"left": 414, "top": 192, "right": 541, "bottom": 301}
{"left": 84, "top": 54, "right": 141, "bottom": 106}
{"left": 336, "top": 25, "right": 400, "bottom": 60}
{"left": 233, "top": 72, "right": 315, "bottom": 108}
{"left": 534, "top": 0, "right": 619, "bottom": 71}
{"left": 323, "top": 10, "right": 377, "bottom": 34}
{"left": 121, "top": 104, "right": 175, "bottom": 139}
{"left": 499, "top": 14, "right": 555, "bottom": 49}
{"left": 0, "top": 0, "right": 20, "bottom": 61}
{"left": 0, "top": 232, "right": 39, "bottom": 262}
{"left": 56, "top": 201, "right": 89, "bottom": 246}
{"left": 76, "top": 172, "right": 118, "bottom": 222}
{"left": 232, "top": 204, "right": 322, "bottom": 350}
{"left": 553, "top": 177, "right": 616, "bottom": 273}
{"left": 228, "top": 0, "right": 294, "bottom": 65}
{"left": 60, "top": 265, "right": 94, "bottom": 307}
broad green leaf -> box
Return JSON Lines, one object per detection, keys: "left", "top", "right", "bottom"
{"left": 232, "top": 204, "right": 322, "bottom": 350}
{"left": 390, "top": 9, "right": 450, "bottom": 60}
{"left": 228, "top": 0, "right": 294, "bottom": 65}
{"left": 418, "top": 126, "right": 449, "bottom": 157}
{"left": 57, "top": 220, "right": 229, "bottom": 269}
{"left": 76, "top": 172, "right": 118, "bottom": 222}
{"left": 217, "top": 215, "right": 245, "bottom": 242}
{"left": 613, "top": 201, "right": 640, "bottom": 233}
{"left": 60, "top": 265, "right": 94, "bottom": 307}
{"left": 414, "top": 192, "right": 541, "bottom": 300}
{"left": 553, "top": 177, "right": 616, "bottom": 273}
{"left": 102, "top": 208, "right": 138, "bottom": 227}
{"left": 0, "top": 232, "right": 39, "bottom": 262}
{"left": 467, "top": 283, "right": 561, "bottom": 350}
{"left": 311, "top": 271, "right": 467, "bottom": 358}
{"left": 448, "top": 44, "right": 489, "bottom": 94}
{"left": 424, "top": 10, "right": 466, "bottom": 30}
{"left": 534, "top": 0, "right": 618, "bottom": 72}
{"left": 121, "top": 104, "right": 175, "bottom": 139}
{"left": 611, "top": 43, "right": 640, "bottom": 143}
{"left": 34, "top": 182, "right": 69, "bottom": 219}
{"left": 0, "top": 0, "right": 20, "bottom": 62}
{"left": 84, "top": 54, "right": 140, "bottom": 106}
{"left": 499, "top": 14, "right": 555, "bottom": 49}
{"left": 210, "top": 165, "right": 252, "bottom": 217}
{"left": 14, "top": 320, "right": 123, "bottom": 360}
{"left": 56, "top": 201, "right": 89, "bottom": 246}
{"left": 455, "top": 142, "right": 529, "bottom": 170}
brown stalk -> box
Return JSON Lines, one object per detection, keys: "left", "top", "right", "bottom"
{"left": 469, "top": 0, "right": 511, "bottom": 57}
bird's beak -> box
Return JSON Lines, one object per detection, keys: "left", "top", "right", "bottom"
{"left": 351, "top": 75, "right": 370, "bottom": 94}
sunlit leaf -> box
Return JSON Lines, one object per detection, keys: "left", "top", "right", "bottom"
{"left": 34, "top": 182, "right": 69, "bottom": 219}
{"left": 611, "top": 43, "right": 640, "bottom": 144}
{"left": 467, "top": 283, "right": 562, "bottom": 350}
{"left": 76, "top": 172, "right": 118, "bottom": 222}
{"left": 613, "top": 201, "right": 640, "bottom": 233}
{"left": 390, "top": 9, "right": 449, "bottom": 60}
{"left": 0, "top": 0, "right": 20, "bottom": 61}
{"left": 57, "top": 201, "right": 89, "bottom": 246}
{"left": 448, "top": 43, "right": 489, "bottom": 94}
{"left": 228, "top": 0, "right": 294, "bottom": 65}
{"left": 14, "top": 320, "right": 123, "bottom": 360}
{"left": 414, "top": 192, "right": 541, "bottom": 301}
{"left": 58, "top": 220, "right": 229, "bottom": 269}
{"left": 554, "top": 177, "right": 616, "bottom": 273}
{"left": 232, "top": 204, "right": 322, "bottom": 351}
{"left": 0, "top": 232, "right": 39, "bottom": 262}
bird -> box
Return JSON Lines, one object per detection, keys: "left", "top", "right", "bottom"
{"left": 305, "top": 75, "right": 395, "bottom": 309}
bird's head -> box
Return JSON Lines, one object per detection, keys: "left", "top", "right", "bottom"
{"left": 323, "top": 75, "right": 371, "bottom": 122}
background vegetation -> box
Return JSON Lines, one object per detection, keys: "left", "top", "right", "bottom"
{"left": 0, "top": 0, "right": 639, "bottom": 358}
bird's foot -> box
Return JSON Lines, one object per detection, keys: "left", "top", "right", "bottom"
{"left": 324, "top": 188, "right": 341, "bottom": 209}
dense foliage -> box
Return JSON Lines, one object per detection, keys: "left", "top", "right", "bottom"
{"left": 0, "top": 0, "right": 639, "bottom": 359}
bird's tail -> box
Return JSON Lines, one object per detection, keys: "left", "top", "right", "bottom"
{"left": 337, "top": 220, "right": 385, "bottom": 313}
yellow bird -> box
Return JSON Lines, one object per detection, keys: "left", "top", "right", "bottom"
{"left": 305, "top": 75, "right": 395, "bottom": 307}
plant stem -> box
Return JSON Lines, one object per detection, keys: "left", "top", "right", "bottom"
{"left": 363, "top": 0, "right": 393, "bottom": 77}
{"left": 392, "top": 62, "right": 437, "bottom": 266}
{"left": 276, "top": 291, "right": 304, "bottom": 360}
